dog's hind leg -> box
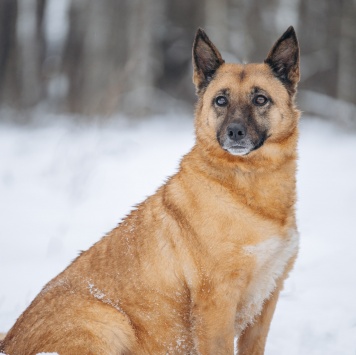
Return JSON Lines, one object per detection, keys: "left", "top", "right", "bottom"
{"left": 2, "top": 297, "right": 137, "bottom": 355}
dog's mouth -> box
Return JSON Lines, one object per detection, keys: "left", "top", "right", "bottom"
{"left": 222, "top": 136, "right": 267, "bottom": 156}
{"left": 224, "top": 145, "right": 252, "bottom": 156}
{"left": 221, "top": 138, "right": 254, "bottom": 156}
{"left": 218, "top": 129, "right": 268, "bottom": 157}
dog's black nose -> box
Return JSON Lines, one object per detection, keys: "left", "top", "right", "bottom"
{"left": 227, "top": 123, "right": 246, "bottom": 141}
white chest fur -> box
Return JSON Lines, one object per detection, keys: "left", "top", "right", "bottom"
{"left": 236, "top": 229, "right": 299, "bottom": 333}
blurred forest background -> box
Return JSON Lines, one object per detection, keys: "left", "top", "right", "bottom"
{"left": 0, "top": 0, "right": 355, "bottom": 125}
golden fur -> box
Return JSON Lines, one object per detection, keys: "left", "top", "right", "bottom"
{"left": 1, "top": 27, "right": 300, "bottom": 355}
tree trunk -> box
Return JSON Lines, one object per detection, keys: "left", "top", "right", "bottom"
{"left": 15, "top": 0, "right": 45, "bottom": 108}
{"left": 298, "top": 0, "right": 341, "bottom": 99}
{"left": 336, "top": 0, "right": 356, "bottom": 104}
{"left": 155, "top": 0, "right": 204, "bottom": 105}
{"left": 0, "top": 0, "right": 19, "bottom": 108}
{"left": 63, "top": 0, "right": 130, "bottom": 116}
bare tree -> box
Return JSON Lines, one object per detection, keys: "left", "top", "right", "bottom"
{"left": 15, "top": 0, "right": 45, "bottom": 108}
{"left": 0, "top": 0, "right": 18, "bottom": 107}
{"left": 298, "top": 0, "right": 341, "bottom": 99}
{"left": 155, "top": 0, "right": 204, "bottom": 105}
{"left": 336, "top": 0, "right": 356, "bottom": 103}
{"left": 63, "top": 0, "right": 131, "bottom": 115}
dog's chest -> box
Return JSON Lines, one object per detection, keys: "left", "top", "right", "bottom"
{"left": 236, "top": 231, "right": 299, "bottom": 333}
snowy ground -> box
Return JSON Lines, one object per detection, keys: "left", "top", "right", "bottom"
{"left": 0, "top": 114, "right": 355, "bottom": 354}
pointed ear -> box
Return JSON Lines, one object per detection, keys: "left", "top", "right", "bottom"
{"left": 265, "top": 26, "right": 300, "bottom": 94}
{"left": 192, "top": 28, "right": 225, "bottom": 92}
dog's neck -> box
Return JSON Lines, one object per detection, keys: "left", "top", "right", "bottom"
{"left": 181, "top": 129, "right": 298, "bottom": 227}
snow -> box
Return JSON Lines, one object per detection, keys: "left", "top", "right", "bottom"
{"left": 0, "top": 114, "right": 355, "bottom": 354}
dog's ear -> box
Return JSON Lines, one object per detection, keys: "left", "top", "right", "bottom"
{"left": 193, "top": 28, "right": 225, "bottom": 92}
{"left": 265, "top": 26, "right": 300, "bottom": 94}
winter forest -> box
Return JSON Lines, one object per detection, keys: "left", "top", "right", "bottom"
{"left": 0, "top": 1, "right": 356, "bottom": 354}
{"left": 0, "top": 0, "right": 355, "bottom": 122}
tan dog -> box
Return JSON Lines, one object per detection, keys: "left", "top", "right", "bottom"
{"left": 1, "top": 26, "right": 300, "bottom": 355}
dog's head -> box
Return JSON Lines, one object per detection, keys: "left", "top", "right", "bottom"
{"left": 192, "top": 27, "right": 300, "bottom": 161}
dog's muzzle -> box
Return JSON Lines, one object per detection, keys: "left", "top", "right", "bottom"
{"left": 220, "top": 123, "right": 254, "bottom": 156}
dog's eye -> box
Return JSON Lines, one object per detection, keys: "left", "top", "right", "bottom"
{"left": 253, "top": 95, "right": 268, "bottom": 106}
{"left": 215, "top": 96, "right": 228, "bottom": 107}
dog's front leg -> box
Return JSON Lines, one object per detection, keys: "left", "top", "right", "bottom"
{"left": 237, "top": 285, "right": 281, "bottom": 355}
{"left": 237, "top": 256, "right": 296, "bottom": 355}
{"left": 190, "top": 291, "right": 236, "bottom": 355}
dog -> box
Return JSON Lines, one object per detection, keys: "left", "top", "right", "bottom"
{"left": 1, "top": 26, "right": 300, "bottom": 355}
